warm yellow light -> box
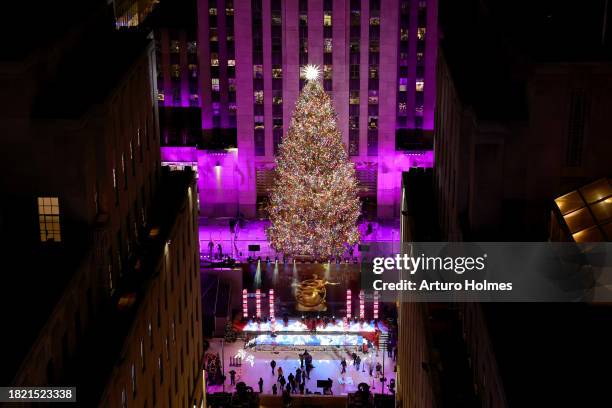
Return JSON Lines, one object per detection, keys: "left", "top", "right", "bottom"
{"left": 301, "top": 64, "right": 321, "bottom": 81}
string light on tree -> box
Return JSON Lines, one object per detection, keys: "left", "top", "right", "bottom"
{"left": 267, "top": 63, "right": 361, "bottom": 259}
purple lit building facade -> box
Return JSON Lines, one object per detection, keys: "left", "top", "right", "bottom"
{"left": 158, "top": 0, "right": 437, "bottom": 219}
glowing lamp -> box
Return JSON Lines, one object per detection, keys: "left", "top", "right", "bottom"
{"left": 255, "top": 289, "right": 262, "bottom": 318}
{"left": 242, "top": 289, "right": 248, "bottom": 318}
{"left": 359, "top": 290, "right": 365, "bottom": 319}
{"left": 346, "top": 289, "right": 352, "bottom": 320}
{"left": 373, "top": 291, "right": 379, "bottom": 320}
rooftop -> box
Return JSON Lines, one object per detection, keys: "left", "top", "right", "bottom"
{"left": 0, "top": 1, "right": 107, "bottom": 62}
{"left": 553, "top": 178, "right": 612, "bottom": 242}
{"left": 32, "top": 29, "right": 152, "bottom": 119}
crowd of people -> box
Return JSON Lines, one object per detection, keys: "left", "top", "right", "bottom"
{"left": 267, "top": 350, "right": 317, "bottom": 396}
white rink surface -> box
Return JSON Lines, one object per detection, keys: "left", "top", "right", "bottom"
{"left": 206, "top": 338, "right": 396, "bottom": 396}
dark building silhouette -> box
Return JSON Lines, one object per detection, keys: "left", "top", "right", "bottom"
{"left": 0, "top": 3, "right": 205, "bottom": 406}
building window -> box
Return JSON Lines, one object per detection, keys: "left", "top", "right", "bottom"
{"left": 349, "top": 91, "right": 360, "bottom": 105}
{"left": 253, "top": 65, "right": 263, "bottom": 78}
{"left": 211, "top": 78, "right": 220, "bottom": 92}
{"left": 131, "top": 363, "right": 137, "bottom": 398}
{"left": 416, "top": 80, "right": 424, "bottom": 92}
{"left": 566, "top": 89, "right": 588, "bottom": 166}
{"left": 324, "top": 12, "right": 332, "bottom": 26}
{"left": 210, "top": 53, "right": 219, "bottom": 66}
{"left": 417, "top": 27, "right": 426, "bottom": 40}
{"left": 324, "top": 38, "right": 333, "bottom": 53}
{"left": 38, "top": 197, "right": 61, "bottom": 242}
{"left": 227, "top": 59, "right": 235, "bottom": 66}
{"left": 254, "top": 91, "right": 264, "bottom": 104}
{"left": 323, "top": 65, "right": 333, "bottom": 80}
{"left": 170, "top": 40, "right": 179, "bottom": 53}
{"left": 272, "top": 67, "right": 282, "bottom": 78}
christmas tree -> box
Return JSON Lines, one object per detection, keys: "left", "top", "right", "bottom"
{"left": 267, "top": 65, "right": 361, "bottom": 259}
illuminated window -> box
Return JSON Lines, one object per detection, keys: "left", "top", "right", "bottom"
{"left": 209, "top": 7, "right": 217, "bottom": 15}
{"left": 228, "top": 78, "right": 236, "bottom": 92}
{"left": 187, "top": 41, "right": 197, "bottom": 53}
{"left": 38, "top": 197, "right": 61, "bottom": 242}
{"left": 350, "top": 91, "right": 360, "bottom": 105}
{"left": 324, "top": 12, "right": 332, "bottom": 26}
{"left": 157, "top": 92, "right": 164, "bottom": 101}
{"left": 417, "top": 27, "right": 426, "bottom": 40}
{"left": 369, "top": 66, "right": 378, "bottom": 79}
{"left": 398, "top": 102, "right": 407, "bottom": 112}
{"left": 253, "top": 65, "right": 263, "bottom": 78}
{"left": 209, "top": 29, "right": 218, "bottom": 41}
{"left": 415, "top": 106, "right": 424, "bottom": 116}
{"left": 272, "top": 68, "right": 283, "bottom": 78}
{"left": 211, "top": 78, "right": 220, "bottom": 92}
{"left": 370, "top": 17, "right": 380, "bottom": 25}
{"left": 227, "top": 59, "right": 235, "bottom": 66}
{"left": 368, "top": 116, "right": 378, "bottom": 129}
{"left": 210, "top": 53, "right": 219, "bottom": 66}
{"left": 254, "top": 91, "right": 264, "bottom": 104}
{"left": 273, "top": 96, "right": 283, "bottom": 104}
{"left": 324, "top": 38, "right": 333, "bottom": 53}
{"left": 254, "top": 116, "right": 264, "bottom": 128}
{"left": 170, "top": 64, "right": 180, "bottom": 79}
{"left": 188, "top": 64, "right": 198, "bottom": 78}
{"left": 417, "top": 52, "right": 424, "bottom": 62}
{"left": 399, "top": 77, "right": 408, "bottom": 92}
{"left": 170, "top": 40, "right": 179, "bottom": 53}
{"left": 323, "top": 65, "right": 332, "bottom": 79}
{"left": 226, "top": 6, "right": 234, "bottom": 15}
{"left": 416, "top": 80, "right": 424, "bottom": 92}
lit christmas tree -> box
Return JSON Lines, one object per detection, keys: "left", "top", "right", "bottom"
{"left": 267, "top": 65, "right": 361, "bottom": 259}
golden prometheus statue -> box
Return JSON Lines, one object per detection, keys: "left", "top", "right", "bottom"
{"left": 294, "top": 273, "right": 339, "bottom": 311}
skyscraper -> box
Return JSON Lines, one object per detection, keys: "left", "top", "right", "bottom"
{"left": 0, "top": 4, "right": 205, "bottom": 406}
{"left": 158, "top": 0, "right": 438, "bottom": 219}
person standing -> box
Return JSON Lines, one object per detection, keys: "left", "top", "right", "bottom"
{"left": 299, "top": 381, "right": 305, "bottom": 394}
{"left": 288, "top": 373, "right": 295, "bottom": 393}
{"left": 296, "top": 368, "right": 302, "bottom": 384}
{"left": 208, "top": 239, "right": 214, "bottom": 259}
{"left": 356, "top": 355, "right": 361, "bottom": 371}
{"left": 272, "top": 383, "right": 278, "bottom": 395}
{"left": 229, "top": 369, "right": 236, "bottom": 385}
{"left": 279, "top": 375, "right": 286, "bottom": 389}
{"left": 277, "top": 366, "right": 283, "bottom": 378}
{"left": 376, "top": 362, "right": 382, "bottom": 378}
{"left": 340, "top": 358, "right": 347, "bottom": 374}
{"left": 299, "top": 352, "right": 304, "bottom": 368}
{"left": 270, "top": 359, "right": 277, "bottom": 376}
{"left": 258, "top": 377, "right": 264, "bottom": 393}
